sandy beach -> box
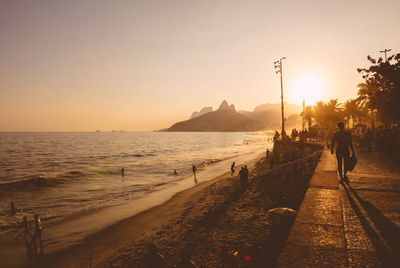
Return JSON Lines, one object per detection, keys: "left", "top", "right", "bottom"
{"left": 20, "top": 142, "right": 323, "bottom": 268}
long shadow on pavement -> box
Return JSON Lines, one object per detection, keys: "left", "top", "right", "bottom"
{"left": 342, "top": 181, "right": 400, "bottom": 267}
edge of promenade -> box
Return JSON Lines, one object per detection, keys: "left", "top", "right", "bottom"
{"left": 277, "top": 149, "right": 400, "bottom": 268}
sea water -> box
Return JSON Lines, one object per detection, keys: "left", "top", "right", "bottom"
{"left": 0, "top": 131, "right": 272, "bottom": 243}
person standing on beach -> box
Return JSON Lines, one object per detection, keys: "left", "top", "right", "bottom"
{"left": 22, "top": 216, "right": 32, "bottom": 259}
{"left": 10, "top": 202, "right": 16, "bottom": 216}
{"left": 331, "top": 122, "right": 355, "bottom": 181}
{"left": 192, "top": 165, "right": 197, "bottom": 184}
{"left": 244, "top": 165, "right": 249, "bottom": 184}
{"left": 239, "top": 167, "right": 245, "bottom": 186}
{"left": 32, "top": 214, "right": 43, "bottom": 255}
{"left": 230, "top": 162, "right": 236, "bottom": 176}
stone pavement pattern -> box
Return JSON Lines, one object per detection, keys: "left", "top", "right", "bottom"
{"left": 277, "top": 149, "right": 400, "bottom": 267}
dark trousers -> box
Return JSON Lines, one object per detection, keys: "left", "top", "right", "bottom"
{"left": 336, "top": 150, "right": 349, "bottom": 178}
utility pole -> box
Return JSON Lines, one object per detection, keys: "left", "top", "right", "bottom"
{"left": 274, "top": 57, "right": 286, "bottom": 140}
{"left": 380, "top": 48, "right": 391, "bottom": 62}
{"left": 302, "top": 98, "right": 305, "bottom": 131}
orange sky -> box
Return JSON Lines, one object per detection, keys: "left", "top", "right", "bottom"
{"left": 0, "top": 0, "right": 399, "bottom": 131}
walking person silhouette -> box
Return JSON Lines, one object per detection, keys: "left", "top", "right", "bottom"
{"left": 192, "top": 165, "right": 197, "bottom": 184}
{"left": 331, "top": 122, "right": 355, "bottom": 182}
{"left": 230, "top": 162, "right": 236, "bottom": 176}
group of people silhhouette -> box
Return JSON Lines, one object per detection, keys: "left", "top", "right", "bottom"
{"left": 238, "top": 165, "right": 249, "bottom": 186}
{"left": 231, "top": 162, "right": 249, "bottom": 186}
{"left": 191, "top": 161, "right": 250, "bottom": 187}
{"left": 22, "top": 213, "right": 43, "bottom": 259}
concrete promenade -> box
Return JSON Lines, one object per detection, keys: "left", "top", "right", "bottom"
{"left": 277, "top": 149, "right": 400, "bottom": 267}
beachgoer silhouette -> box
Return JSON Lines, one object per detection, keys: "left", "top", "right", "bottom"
{"left": 174, "top": 169, "right": 178, "bottom": 175}
{"left": 239, "top": 167, "right": 245, "bottom": 186}
{"left": 22, "top": 216, "right": 32, "bottom": 259}
{"left": 10, "top": 202, "right": 16, "bottom": 216}
{"left": 141, "top": 243, "right": 166, "bottom": 268}
{"left": 331, "top": 122, "right": 355, "bottom": 181}
{"left": 231, "top": 162, "right": 236, "bottom": 176}
{"left": 121, "top": 167, "right": 124, "bottom": 176}
{"left": 244, "top": 165, "right": 249, "bottom": 184}
{"left": 266, "top": 149, "right": 270, "bottom": 159}
{"left": 192, "top": 165, "right": 197, "bottom": 184}
{"left": 32, "top": 214, "right": 43, "bottom": 255}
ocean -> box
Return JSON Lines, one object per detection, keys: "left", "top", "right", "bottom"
{"left": 0, "top": 131, "right": 272, "bottom": 246}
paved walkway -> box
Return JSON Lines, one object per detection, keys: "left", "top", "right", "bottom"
{"left": 277, "top": 149, "right": 400, "bottom": 267}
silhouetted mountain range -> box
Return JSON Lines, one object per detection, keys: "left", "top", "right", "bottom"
{"left": 166, "top": 100, "right": 302, "bottom": 132}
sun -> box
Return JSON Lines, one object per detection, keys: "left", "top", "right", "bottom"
{"left": 291, "top": 74, "right": 324, "bottom": 105}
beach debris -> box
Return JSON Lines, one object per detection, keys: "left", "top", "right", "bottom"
{"left": 142, "top": 243, "right": 166, "bottom": 268}
{"left": 218, "top": 246, "right": 252, "bottom": 266}
{"left": 268, "top": 207, "right": 296, "bottom": 217}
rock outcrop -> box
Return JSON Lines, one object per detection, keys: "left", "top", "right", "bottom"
{"left": 190, "top": 107, "right": 213, "bottom": 119}
{"left": 168, "top": 100, "right": 262, "bottom": 132}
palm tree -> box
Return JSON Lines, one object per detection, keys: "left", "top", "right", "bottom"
{"left": 357, "top": 80, "right": 378, "bottom": 108}
{"left": 326, "top": 99, "right": 344, "bottom": 130}
{"left": 300, "top": 105, "right": 313, "bottom": 130}
{"left": 344, "top": 99, "right": 360, "bottom": 128}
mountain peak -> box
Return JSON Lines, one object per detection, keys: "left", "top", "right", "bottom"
{"left": 218, "top": 100, "right": 236, "bottom": 112}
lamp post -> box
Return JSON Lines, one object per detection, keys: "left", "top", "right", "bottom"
{"left": 380, "top": 48, "right": 391, "bottom": 62}
{"left": 274, "top": 57, "right": 286, "bottom": 140}
{"left": 302, "top": 98, "right": 305, "bottom": 131}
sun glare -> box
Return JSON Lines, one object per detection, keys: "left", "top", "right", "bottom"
{"left": 291, "top": 75, "right": 324, "bottom": 105}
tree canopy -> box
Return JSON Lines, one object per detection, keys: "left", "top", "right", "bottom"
{"left": 357, "top": 53, "right": 400, "bottom": 126}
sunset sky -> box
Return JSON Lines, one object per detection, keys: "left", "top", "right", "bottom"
{"left": 1, "top": 0, "right": 399, "bottom": 131}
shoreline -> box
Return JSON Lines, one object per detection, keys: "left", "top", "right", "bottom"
{"left": 28, "top": 142, "right": 323, "bottom": 268}
{"left": 1, "top": 147, "right": 269, "bottom": 268}
{"left": 29, "top": 155, "right": 266, "bottom": 268}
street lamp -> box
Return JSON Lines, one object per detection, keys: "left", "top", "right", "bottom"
{"left": 380, "top": 48, "right": 391, "bottom": 62}
{"left": 274, "top": 57, "right": 286, "bottom": 140}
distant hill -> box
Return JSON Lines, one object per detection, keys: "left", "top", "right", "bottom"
{"left": 238, "top": 102, "right": 302, "bottom": 129}
{"left": 190, "top": 106, "right": 213, "bottom": 119}
{"left": 165, "top": 100, "right": 302, "bottom": 132}
{"left": 167, "top": 100, "right": 263, "bottom": 132}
